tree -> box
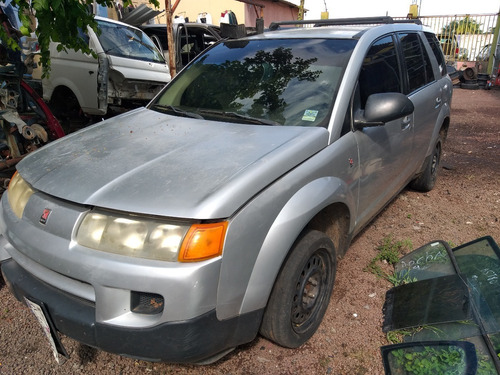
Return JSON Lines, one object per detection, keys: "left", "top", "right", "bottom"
{"left": 0, "top": 0, "right": 159, "bottom": 75}
{"left": 441, "top": 16, "right": 483, "bottom": 35}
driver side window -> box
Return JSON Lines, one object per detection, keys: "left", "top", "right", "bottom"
{"left": 359, "top": 35, "right": 402, "bottom": 109}
{"left": 341, "top": 35, "right": 402, "bottom": 136}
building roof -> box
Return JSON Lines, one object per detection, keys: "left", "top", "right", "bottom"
{"left": 236, "top": 0, "right": 300, "bottom": 9}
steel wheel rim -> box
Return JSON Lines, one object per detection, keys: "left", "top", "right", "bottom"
{"left": 291, "top": 250, "right": 329, "bottom": 332}
{"left": 431, "top": 144, "right": 441, "bottom": 176}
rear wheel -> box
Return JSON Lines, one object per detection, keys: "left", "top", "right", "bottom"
{"left": 410, "top": 135, "right": 442, "bottom": 192}
{"left": 260, "top": 230, "right": 336, "bottom": 348}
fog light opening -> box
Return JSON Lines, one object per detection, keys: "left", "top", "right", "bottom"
{"left": 130, "top": 291, "right": 164, "bottom": 314}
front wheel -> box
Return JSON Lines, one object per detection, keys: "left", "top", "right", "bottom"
{"left": 260, "top": 230, "right": 336, "bottom": 348}
{"left": 410, "top": 136, "right": 442, "bottom": 192}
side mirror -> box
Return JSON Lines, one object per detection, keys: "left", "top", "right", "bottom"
{"left": 354, "top": 93, "right": 414, "bottom": 129}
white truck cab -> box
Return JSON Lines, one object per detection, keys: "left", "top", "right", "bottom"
{"left": 42, "top": 17, "right": 170, "bottom": 118}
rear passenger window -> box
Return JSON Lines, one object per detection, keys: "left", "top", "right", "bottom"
{"left": 424, "top": 32, "right": 447, "bottom": 77}
{"left": 358, "top": 35, "right": 402, "bottom": 109}
{"left": 398, "top": 33, "right": 434, "bottom": 93}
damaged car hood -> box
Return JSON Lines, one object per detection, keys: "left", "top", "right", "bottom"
{"left": 16, "top": 108, "right": 329, "bottom": 219}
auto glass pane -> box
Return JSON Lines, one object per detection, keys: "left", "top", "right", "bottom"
{"left": 359, "top": 35, "right": 402, "bottom": 109}
{"left": 97, "top": 20, "right": 164, "bottom": 63}
{"left": 153, "top": 38, "right": 356, "bottom": 127}
{"left": 399, "top": 33, "right": 433, "bottom": 93}
{"left": 383, "top": 274, "right": 472, "bottom": 332}
{"left": 453, "top": 236, "right": 500, "bottom": 334}
{"left": 394, "top": 240, "right": 456, "bottom": 281}
{"left": 382, "top": 341, "right": 477, "bottom": 375}
{"left": 425, "top": 32, "right": 447, "bottom": 76}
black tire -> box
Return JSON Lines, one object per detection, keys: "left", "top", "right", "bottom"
{"left": 461, "top": 82, "right": 479, "bottom": 90}
{"left": 260, "top": 230, "right": 336, "bottom": 348}
{"left": 410, "top": 136, "right": 442, "bottom": 192}
{"left": 49, "top": 88, "right": 84, "bottom": 133}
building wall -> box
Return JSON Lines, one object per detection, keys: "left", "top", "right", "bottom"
{"left": 153, "top": 0, "right": 245, "bottom": 25}
{"left": 136, "top": 0, "right": 298, "bottom": 27}
{"left": 245, "top": 2, "right": 299, "bottom": 28}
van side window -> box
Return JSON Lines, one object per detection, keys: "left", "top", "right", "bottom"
{"left": 78, "top": 27, "right": 89, "bottom": 46}
{"left": 424, "top": 32, "right": 447, "bottom": 77}
{"left": 398, "top": 33, "right": 434, "bottom": 93}
{"left": 358, "top": 35, "right": 401, "bottom": 109}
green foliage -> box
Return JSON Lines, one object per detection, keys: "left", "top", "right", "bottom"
{"left": 477, "top": 354, "right": 497, "bottom": 375}
{"left": 364, "top": 235, "right": 412, "bottom": 284}
{"left": 386, "top": 329, "right": 415, "bottom": 344}
{"left": 0, "top": 0, "right": 160, "bottom": 76}
{"left": 388, "top": 326, "right": 445, "bottom": 345}
{"left": 387, "top": 271, "right": 418, "bottom": 287}
{"left": 442, "top": 16, "right": 483, "bottom": 35}
{"left": 391, "top": 346, "right": 466, "bottom": 375}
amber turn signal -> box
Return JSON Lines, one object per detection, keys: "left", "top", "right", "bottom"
{"left": 178, "top": 222, "right": 228, "bottom": 262}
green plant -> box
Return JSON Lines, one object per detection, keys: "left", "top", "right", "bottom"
{"left": 364, "top": 235, "right": 413, "bottom": 283}
{"left": 387, "top": 326, "right": 445, "bottom": 345}
{"left": 391, "top": 346, "right": 466, "bottom": 375}
{"left": 387, "top": 271, "right": 418, "bottom": 287}
{"left": 387, "top": 329, "right": 415, "bottom": 344}
{"left": 477, "top": 353, "right": 497, "bottom": 375}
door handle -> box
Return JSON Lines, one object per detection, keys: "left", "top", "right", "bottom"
{"left": 89, "top": 71, "right": 95, "bottom": 75}
{"left": 435, "top": 97, "right": 442, "bottom": 108}
{"left": 401, "top": 115, "right": 412, "bottom": 131}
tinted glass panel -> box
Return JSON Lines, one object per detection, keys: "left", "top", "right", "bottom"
{"left": 399, "top": 33, "right": 433, "bottom": 93}
{"left": 425, "top": 32, "right": 447, "bottom": 76}
{"left": 382, "top": 341, "right": 478, "bottom": 375}
{"left": 153, "top": 38, "right": 356, "bottom": 127}
{"left": 454, "top": 236, "right": 500, "bottom": 334}
{"left": 359, "top": 35, "right": 401, "bottom": 108}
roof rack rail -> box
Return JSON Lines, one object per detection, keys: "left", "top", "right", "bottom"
{"left": 268, "top": 17, "right": 422, "bottom": 31}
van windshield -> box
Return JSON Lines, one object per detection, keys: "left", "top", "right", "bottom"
{"left": 97, "top": 20, "right": 165, "bottom": 64}
{"left": 151, "top": 38, "right": 356, "bottom": 127}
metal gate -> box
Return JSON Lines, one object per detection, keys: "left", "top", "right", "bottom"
{"left": 397, "top": 13, "right": 499, "bottom": 74}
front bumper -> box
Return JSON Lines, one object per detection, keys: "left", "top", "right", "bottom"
{"left": 2, "top": 258, "right": 263, "bottom": 363}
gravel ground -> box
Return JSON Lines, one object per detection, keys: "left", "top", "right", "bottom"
{"left": 0, "top": 87, "right": 499, "bottom": 374}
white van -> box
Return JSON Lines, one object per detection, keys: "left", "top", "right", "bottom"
{"left": 42, "top": 17, "right": 170, "bottom": 119}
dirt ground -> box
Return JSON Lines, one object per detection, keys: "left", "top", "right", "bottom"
{"left": 0, "top": 88, "right": 499, "bottom": 375}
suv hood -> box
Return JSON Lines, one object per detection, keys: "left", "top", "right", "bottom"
{"left": 17, "top": 108, "right": 328, "bottom": 219}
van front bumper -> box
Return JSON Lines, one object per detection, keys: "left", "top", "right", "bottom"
{"left": 1, "top": 259, "right": 262, "bottom": 363}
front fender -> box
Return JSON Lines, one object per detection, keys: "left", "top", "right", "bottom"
{"left": 237, "top": 176, "right": 355, "bottom": 316}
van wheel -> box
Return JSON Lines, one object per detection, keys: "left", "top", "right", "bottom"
{"left": 260, "top": 230, "right": 336, "bottom": 348}
{"left": 49, "top": 89, "right": 82, "bottom": 133}
{"left": 410, "top": 136, "right": 442, "bottom": 192}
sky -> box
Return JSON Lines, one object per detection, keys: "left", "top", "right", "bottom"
{"left": 288, "top": 0, "right": 500, "bottom": 19}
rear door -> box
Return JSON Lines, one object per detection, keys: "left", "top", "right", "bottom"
{"left": 398, "top": 32, "right": 446, "bottom": 172}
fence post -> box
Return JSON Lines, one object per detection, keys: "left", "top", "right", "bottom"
{"left": 487, "top": 12, "right": 500, "bottom": 75}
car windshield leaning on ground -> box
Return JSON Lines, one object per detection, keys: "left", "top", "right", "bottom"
{"left": 0, "top": 17, "right": 452, "bottom": 365}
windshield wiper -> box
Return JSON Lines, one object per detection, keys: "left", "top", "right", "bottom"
{"left": 197, "top": 109, "right": 279, "bottom": 126}
{"left": 150, "top": 104, "right": 204, "bottom": 119}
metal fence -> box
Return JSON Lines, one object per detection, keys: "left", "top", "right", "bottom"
{"left": 416, "top": 14, "right": 498, "bottom": 63}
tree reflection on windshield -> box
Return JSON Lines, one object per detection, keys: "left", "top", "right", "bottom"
{"left": 155, "top": 38, "right": 356, "bottom": 126}
{"left": 241, "top": 47, "right": 320, "bottom": 123}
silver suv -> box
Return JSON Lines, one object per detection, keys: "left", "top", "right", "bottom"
{"left": 0, "top": 17, "right": 452, "bottom": 364}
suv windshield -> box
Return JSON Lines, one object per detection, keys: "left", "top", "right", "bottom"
{"left": 151, "top": 38, "right": 356, "bottom": 126}
{"left": 97, "top": 20, "right": 165, "bottom": 64}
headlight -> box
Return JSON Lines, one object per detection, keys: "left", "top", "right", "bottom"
{"left": 76, "top": 210, "right": 227, "bottom": 262}
{"left": 7, "top": 172, "right": 35, "bottom": 219}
